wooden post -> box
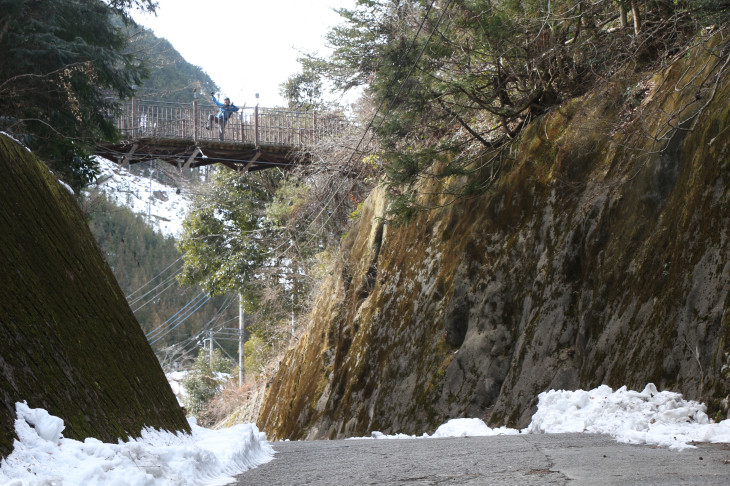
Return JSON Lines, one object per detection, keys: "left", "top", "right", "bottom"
{"left": 254, "top": 105, "right": 260, "bottom": 147}
{"left": 313, "top": 110, "right": 318, "bottom": 144}
{"left": 239, "top": 293, "right": 245, "bottom": 386}
{"left": 241, "top": 112, "right": 245, "bottom": 142}
{"left": 193, "top": 100, "right": 198, "bottom": 143}
{"left": 131, "top": 98, "right": 137, "bottom": 138}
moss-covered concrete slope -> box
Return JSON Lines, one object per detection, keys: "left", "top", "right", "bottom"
{"left": 258, "top": 34, "right": 730, "bottom": 439}
{"left": 0, "top": 134, "right": 190, "bottom": 458}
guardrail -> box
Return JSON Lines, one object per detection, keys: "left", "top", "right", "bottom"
{"left": 111, "top": 99, "right": 348, "bottom": 146}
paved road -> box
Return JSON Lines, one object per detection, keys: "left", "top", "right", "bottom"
{"left": 236, "top": 433, "right": 730, "bottom": 485}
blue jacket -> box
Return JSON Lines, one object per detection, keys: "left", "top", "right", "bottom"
{"left": 212, "top": 95, "right": 239, "bottom": 121}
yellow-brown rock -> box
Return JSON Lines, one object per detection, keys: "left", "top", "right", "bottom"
{"left": 259, "top": 35, "right": 730, "bottom": 439}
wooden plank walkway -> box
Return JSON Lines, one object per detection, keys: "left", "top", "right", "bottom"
{"left": 96, "top": 100, "right": 347, "bottom": 171}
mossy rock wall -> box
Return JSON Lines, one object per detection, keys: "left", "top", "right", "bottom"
{"left": 0, "top": 134, "right": 190, "bottom": 458}
{"left": 258, "top": 35, "right": 730, "bottom": 439}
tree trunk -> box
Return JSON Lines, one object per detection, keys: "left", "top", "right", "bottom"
{"left": 631, "top": 0, "right": 641, "bottom": 35}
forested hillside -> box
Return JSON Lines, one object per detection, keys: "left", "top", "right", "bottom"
{"left": 125, "top": 23, "right": 218, "bottom": 103}
{"left": 84, "top": 193, "right": 240, "bottom": 367}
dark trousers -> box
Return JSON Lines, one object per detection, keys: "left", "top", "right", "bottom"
{"left": 207, "top": 114, "right": 227, "bottom": 141}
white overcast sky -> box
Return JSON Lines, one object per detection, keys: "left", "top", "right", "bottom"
{"left": 132, "top": 0, "right": 354, "bottom": 107}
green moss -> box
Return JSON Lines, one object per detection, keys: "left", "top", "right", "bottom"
{"left": 0, "top": 135, "right": 189, "bottom": 458}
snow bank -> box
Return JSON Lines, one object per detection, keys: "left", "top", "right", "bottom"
{"left": 431, "top": 418, "right": 519, "bottom": 438}
{"left": 166, "top": 371, "right": 189, "bottom": 406}
{"left": 353, "top": 418, "right": 520, "bottom": 440}
{"left": 354, "top": 384, "right": 730, "bottom": 450}
{"left": 525, "top": 383, "right": 730, "bottom": 450}
{"left": 0, "top": 402, "right": 273, "bottom": 486}
{"left": 4, "top": 384, "right": 730, "bottom": 484}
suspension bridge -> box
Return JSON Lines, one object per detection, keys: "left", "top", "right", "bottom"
{"left": 96, "top": 99, "right": 348, "bottom": 171}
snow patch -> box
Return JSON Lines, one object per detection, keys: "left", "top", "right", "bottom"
{"left": 0, "top": 402, "right": 273, "bottom": 486}
{"left": 58, "top": 180, "right": 75, "bottom": 195}
{"left": 525, "top": 383, "right": 730, "bottom": 450}
{"left": 352, "top": 384, "right": 730, "bottom": 451}
{"left": 90, "top": 158, "right": 190, "bottom": 237}
{"left": 0, "top": 131, "right": 30, "bottom": 152}
{"left": 431, "top": 418, "right": 519, "bottom": 438}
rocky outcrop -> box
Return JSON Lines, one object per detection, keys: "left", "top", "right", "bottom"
{"left": 258, "top": 35, "right": 730, "bottom": 439}
{"left": 0, "top": 134, "right": 189, "bottom": 458}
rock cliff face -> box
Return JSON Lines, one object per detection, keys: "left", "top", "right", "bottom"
{"left": 258, "top": 36, "right": 730, "bottom": 439}
{"left": 0, "top": 134, "right": 189, "bottom": 458}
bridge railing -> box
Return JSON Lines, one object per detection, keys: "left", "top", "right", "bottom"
{"left": 110, "top": 99, "right": 348, "bottom": 147}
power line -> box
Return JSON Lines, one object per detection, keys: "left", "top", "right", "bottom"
{"left": 145, "top": 292, "right": 209, "bottom": 342}
{"left": 163, "top": 295, "right": 235, "bottom": 347}
{"left": 129, "top": 263, "right": 183, "bottom": 307}
{"left": 145, "top": 291, "right": 208, "bottom": 339}
{"left": 131, "top": 276, "right": 180, "bottom": 313}
{"left": 126, "top": 256, "right": 183, "bottom": 300}
{"left": 163, "top": 295, "right": 237, "bottom": 356}
{"left": 149, "top": 293, "right": 212, "bottom": 345}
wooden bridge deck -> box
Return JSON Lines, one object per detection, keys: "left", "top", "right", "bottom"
{"left": 96, "top": 100, "right": 347, "bottom": 171}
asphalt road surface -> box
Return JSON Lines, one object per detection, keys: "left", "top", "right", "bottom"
{"left": 236, "top": 433, "right": 730, "bottom": 485}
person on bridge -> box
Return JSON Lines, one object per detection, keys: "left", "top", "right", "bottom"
{"left": 206, "top": 93, "right": 239, "bottom": 141}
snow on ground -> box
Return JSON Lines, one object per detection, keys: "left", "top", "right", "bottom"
{"left": 3, "top": 384, "right": 730, "bottom": 485}
{"left": 523, "top": 383, "right": 730, "bottom": 449}
{"left": 352, "top": 384, "right": 730, "bottom": 451}
{"left": 166, "top": 371, "right": 189, "bottom": 407}
{"left": 91, "top": 158, "right": 190, "bottom": 237}
{"left": 0, "top": 402, "right": 273, "bottom": 486}
{"left": 165, "top": 372, "right": 231, "bottom": 408}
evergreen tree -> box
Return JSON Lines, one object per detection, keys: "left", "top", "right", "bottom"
{"left": 176, "top": 168, "right": 326, "bottom": 366}
{"left": 177, "top": 169, "right": 280, "bottom": 298}
{"left": 280, "top": 69, "right": 325, "bottom": 111}
{"left": 0, "top": 0, "right": 155, "bottom": 190}
{"left": 303, "top": 0, "right": 730, "bottom": 222}
{"left": 182, "top": 348, "right": 234, "bottom": 419}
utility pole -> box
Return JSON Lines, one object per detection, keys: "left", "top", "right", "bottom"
{"left": 209, "top": 329, "right": 214, "bottom": 369}
{"left": 147, "top": 163, "right": 153, "bottom": 224}
{"left": 239, "top": 293, "right": 244, "bottom": 386}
